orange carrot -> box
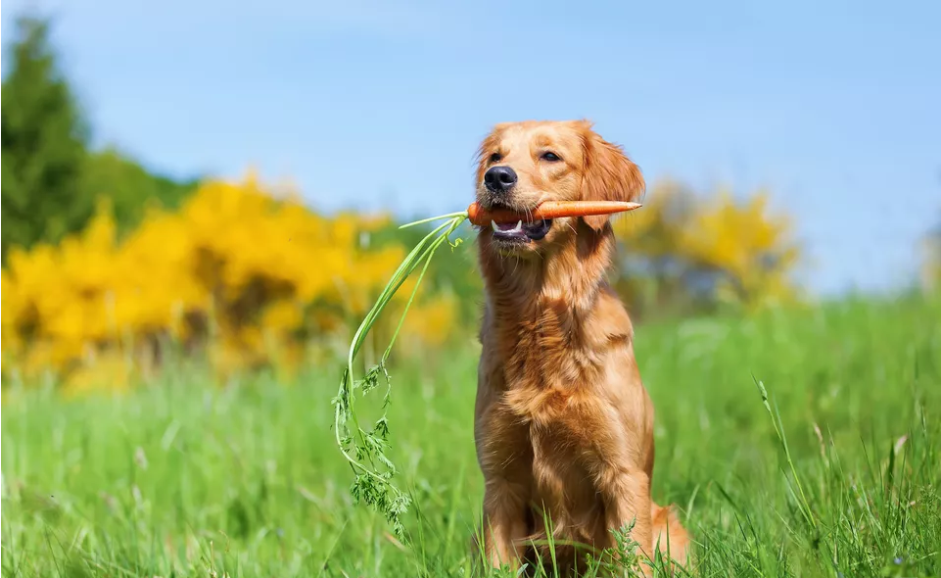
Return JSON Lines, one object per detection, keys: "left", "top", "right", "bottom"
{"left": 467, "top": 200, "right": 642, "bottom": 227}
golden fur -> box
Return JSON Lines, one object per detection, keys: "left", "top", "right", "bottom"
{"left": 472, "top": 120, "right": 690, "bottom": 575}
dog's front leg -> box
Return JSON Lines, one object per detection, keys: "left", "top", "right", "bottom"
{"left": 481, "top": 477, "right": 529, "bottom": 569}
{"left": 598, "top": 467, "right": 653, "bottom": 575}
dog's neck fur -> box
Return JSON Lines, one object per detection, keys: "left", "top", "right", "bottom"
{"left": 480, "top": 223, "right": 614, "bottom": 311}
{"left": 478, "top": 223, "right": 617, "bottom": 388}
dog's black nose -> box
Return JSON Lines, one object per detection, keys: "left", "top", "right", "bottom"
{"left": 484, "top": 166, "right": 518, "bottom": 193}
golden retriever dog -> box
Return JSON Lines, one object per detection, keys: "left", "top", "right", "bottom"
{"left": 473, "top": 120, "right": 690, "bottom": 575}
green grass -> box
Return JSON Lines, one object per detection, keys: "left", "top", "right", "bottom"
{"left": 3, "top": 295, "right": 940, "bottom": 577}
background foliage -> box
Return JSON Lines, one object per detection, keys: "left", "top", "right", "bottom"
{"left": 0, "top": 15, "right": 816, "bottom": 385}
{"left": 1, "top": 16, "right": 198, "bottom": 264}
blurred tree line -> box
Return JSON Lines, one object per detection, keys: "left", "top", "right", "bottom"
{"left": 3, "top": 11, "right": 938, "bottom": 390}
{"left": 1, "top": 15, "right": 199, "bottom": 262}
{"left": 922, "top": 212, "right": 941, "bottom": 292}
{"left": 0, "top": 11, "right": 832, "bottom": 388}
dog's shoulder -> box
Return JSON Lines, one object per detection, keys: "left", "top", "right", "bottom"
{"left": 586, "top": 284, "right": 634, "bottom": 348}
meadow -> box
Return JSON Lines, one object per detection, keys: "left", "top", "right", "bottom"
{"left": 3, "top": 294, "right": 939, "bottom": 577}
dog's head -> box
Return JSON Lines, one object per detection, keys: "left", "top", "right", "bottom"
{"left": 475, "top": 120, "right": 644, "bottom": 258}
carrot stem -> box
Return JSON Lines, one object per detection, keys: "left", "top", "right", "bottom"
{"left": 467, "top": 200, "right": 642, "bottom": 226}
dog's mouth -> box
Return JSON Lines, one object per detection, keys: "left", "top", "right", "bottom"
{"left": 481, "top": 200, "right": 553, "bottom": 244}
{"left": 490, "top": 218, "right": 552, "bottom": 243}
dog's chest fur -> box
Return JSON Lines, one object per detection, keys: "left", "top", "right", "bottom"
{"left": 475, "top": 233, "right": 641, "bottom": 538}
{"left": 478, "top": 294, "right": 622, "bottom": 540}
{"left": 483, "top": 283, "right": 599, "bottom": 402}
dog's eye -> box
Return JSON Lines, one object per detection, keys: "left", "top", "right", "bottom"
{"left": 489, "top": 152, "right": 503, "bottom": 163}
{"left": 541, "top": 151, "right": 562, "bottom": 162}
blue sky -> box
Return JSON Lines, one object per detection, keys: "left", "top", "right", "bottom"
{"left": 3, "top": 0, "right": 939, "bottom": 294}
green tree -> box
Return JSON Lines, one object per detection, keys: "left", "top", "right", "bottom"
{"left": 81, "top": 147, "right": 200, "bottom": 232}
{"left": 1, "top": 15, "right": 92, "bottom": 261}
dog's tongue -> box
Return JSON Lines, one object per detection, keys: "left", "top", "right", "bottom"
{"left": 493, "top": 220, "right": 523, "bottom": 233}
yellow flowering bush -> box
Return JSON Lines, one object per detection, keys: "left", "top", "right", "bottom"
{"left": 676, "top": 190, "right": 800, "bottom": 309}
{"left": 2, "top": 171, "right": 804, "bottom": 389}
{"left": 612, "top": 182, "right": 800, "bottom": 316}
{"left": 1, "top": 175, "right": 456, "bottom": 388}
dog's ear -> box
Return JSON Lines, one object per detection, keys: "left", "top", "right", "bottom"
{"left": 580, "top": 130, "right": 645, "bottom": 231}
